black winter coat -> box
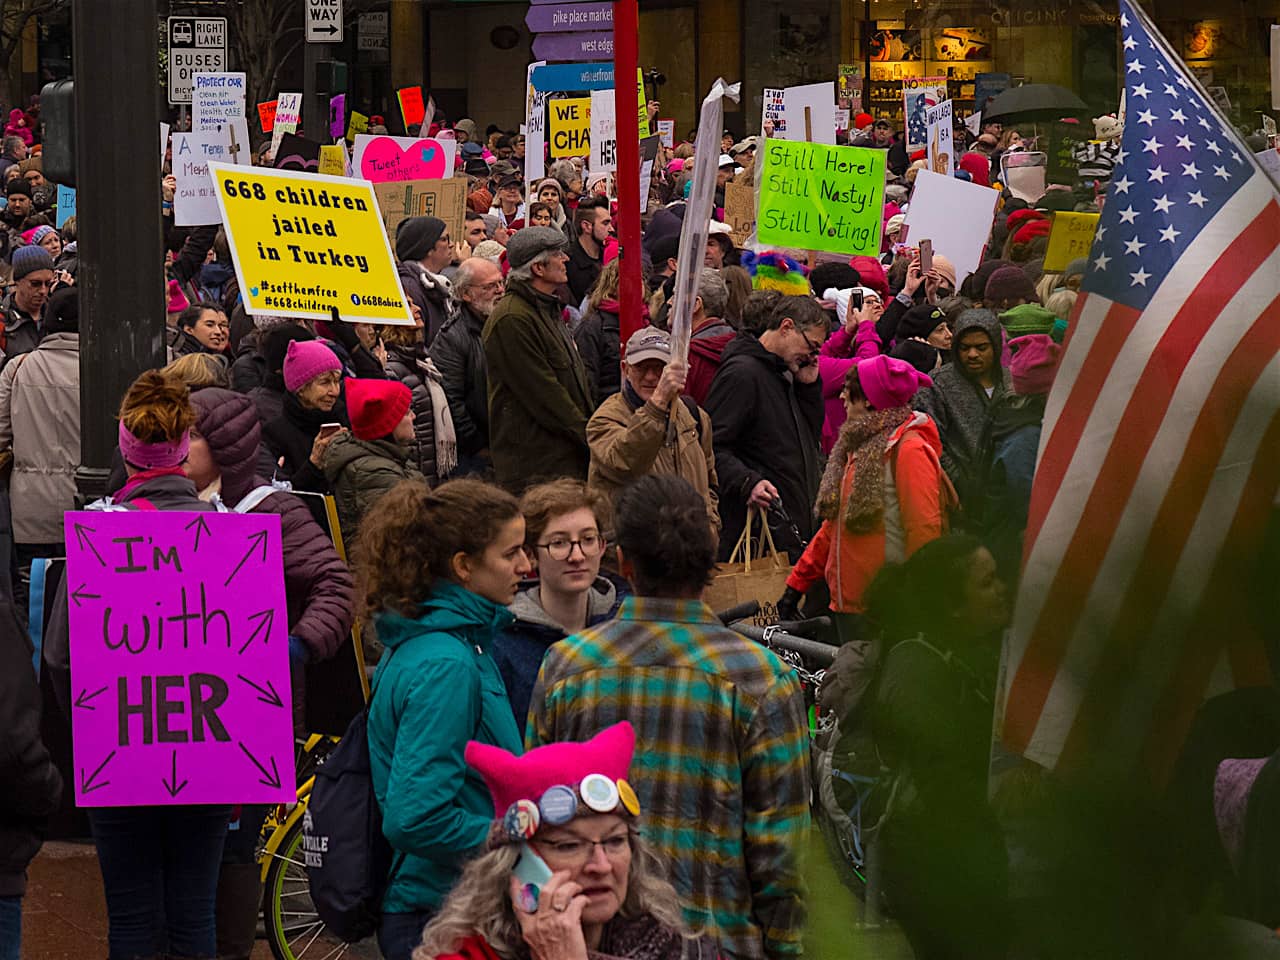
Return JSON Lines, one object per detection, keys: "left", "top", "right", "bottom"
{"left": 703, "top": 333, "right": 824, "bottom": 561}
{"left": 573, "top": 305, "right": 620, "bottom": 410}
{"left": 397, "top": 261, "right": 454, "bottom": 348}
{"left": 383, "top": 341, "right": 439, "bottom": 483}
{"left": 565, "top": 239, "right": 603, "bottom": 305}
{"left": 430, "top": 304, "right": 489, "bottom": 458}
{"left": 230, "top": 333, "right": 266, "bottom": 393}
{"left": 0, "top": 592, "right": 61, "bottom": 896}
{"left": 260, "top": 392, "right": 344, "bottom": 493}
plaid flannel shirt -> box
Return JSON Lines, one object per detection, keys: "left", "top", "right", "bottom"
{"left": 526, "top": 597, "right": 811, "bottom": 960}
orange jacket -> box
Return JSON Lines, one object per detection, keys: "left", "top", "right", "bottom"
{"left": 787, "top": 412, "right": 953, "bottom": 613}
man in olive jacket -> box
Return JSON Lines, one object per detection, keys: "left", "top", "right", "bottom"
{"left": 482, "top": 227, "right": 593, "bottom": 492}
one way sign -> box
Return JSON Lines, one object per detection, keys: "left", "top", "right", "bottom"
{"left": 306, "top": 0, "right": 343, "bottom": 43}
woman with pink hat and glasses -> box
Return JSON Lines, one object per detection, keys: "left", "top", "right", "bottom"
{"left": 416, "top": 722, "right": 717, "bottom": 960}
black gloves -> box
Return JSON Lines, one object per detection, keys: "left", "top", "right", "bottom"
{"left": 775, "top": 586, "right": 803, "bottom": 623}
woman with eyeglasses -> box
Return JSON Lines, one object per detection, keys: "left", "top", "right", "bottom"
{"left": 491, "top": 480, "right": 620, "bottom": 729}
{"left": 358, "top": 478, "right": 532, "bottom": 960}
{"left": 417, "top": 722, "right": 717, "bottom": 960}
{"left": 258, "top": 338, "right": 347, "bottom": 493}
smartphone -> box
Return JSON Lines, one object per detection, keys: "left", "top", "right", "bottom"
{"left": 849, "top": 289, "right": 864, "bottom": 311}
{"left": 318, "top": 423, "right": 342, "bottom": 439}
{"left": 513, "top": 843, "right": 554, "bottom": 913}
{"left": 919, "top": 239, "right": 934, "bottom": 275}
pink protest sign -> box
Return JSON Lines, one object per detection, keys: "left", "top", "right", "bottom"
{"left": 351, "top": 133, "right": 457, "bottom": 183}
{"left": 64, "top": 510, "right": 295, "bottom": 807}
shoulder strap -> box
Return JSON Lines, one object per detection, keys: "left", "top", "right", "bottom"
{"left": 233, "top": 484, "right": 280, "bottom": 514}
{"left": 679, "top": 394, "right": 702, "bottom": 441}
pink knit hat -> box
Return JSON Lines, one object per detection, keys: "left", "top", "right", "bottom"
{"left": 466, "top": 722, "right": 638, "bottom": 846}
{"left": 857, "top": 354, "right": 932, "bottom": 410}
{"left": 1009, "top": 334, "right": 1062, "bottom": 396}
{"left": 283, "top": 339, "right": 341, "bottom": 393}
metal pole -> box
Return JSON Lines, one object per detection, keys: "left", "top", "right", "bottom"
{"left": 303, "top": 25, "right": 323, "bottom": 141}
{"left": 72, "top": 0, "right": 165, "bottom": 502}
{"left": 613, "top": 0, "right": 643, "bottom": 345}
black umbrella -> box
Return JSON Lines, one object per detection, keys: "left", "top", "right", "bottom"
{"left": 981, "top": 84, "right": 1092, "bottom": 122}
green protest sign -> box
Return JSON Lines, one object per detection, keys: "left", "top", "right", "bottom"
{"left": 757, "top": 138, "right": 885, "bottom": 256}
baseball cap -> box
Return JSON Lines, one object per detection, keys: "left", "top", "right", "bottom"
{"left": 624, "top": 327, "right": 671, "bottom": 365}
{"left": 718, "top": 153, "right": 736, "bottom": 168}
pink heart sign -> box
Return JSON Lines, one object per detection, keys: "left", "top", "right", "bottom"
{"left": 354, "top": 134, "right": 456, "bottom": 183}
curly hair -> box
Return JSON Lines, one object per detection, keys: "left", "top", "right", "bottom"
{"left": 415, "top": 829, "right": 694, "bottom": 959}
{"left": 118, "top": 369, "right": 195, "bottom": 443}
{"left": 519, "top": 479, "right": 612, "bottom": 550}
{"left": 614, "top": 476, "right": 715, "bottom": 596}
{"left": 353, "top": 478, "right": 522, "bottom": 618}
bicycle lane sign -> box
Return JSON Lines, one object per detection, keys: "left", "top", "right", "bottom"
{"left": 64, "top": 509, "right": 296, "bottom": 807}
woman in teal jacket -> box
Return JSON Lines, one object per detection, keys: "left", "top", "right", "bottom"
{"left": 355, "top": 477, "right": 532, "bottom": 960}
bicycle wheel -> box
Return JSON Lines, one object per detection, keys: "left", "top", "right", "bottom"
{"left": 263, "top": 811, "right": 366, "bottom": 960}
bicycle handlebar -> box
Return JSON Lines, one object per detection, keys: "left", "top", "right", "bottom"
{"left": 772, "top": 616, "right": 832, "bottom": 639}
{"left": 715, "top": 600, "right": 762, "bottom": 624}
{"left": 732, "top": 623, "right": 838, "bottom": 668}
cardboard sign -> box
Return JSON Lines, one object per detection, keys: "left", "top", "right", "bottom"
{"left": 762, "top": 87, "right": 786, "bottom": 139}
{"left": 318, "top": 143, "right": 347, "bottom": 177}
{"left": 549, "top": 97, "right": 591, "bottom": 158}
{"left": 902, "top": 169, "right": 1000, "bottom": 288}
{"left": 925, "top": 99, "right": 954, "bottom": 177}
{"left": 1043, "top": 211, "right": 1100, "bottom": 272}
{"left": 524, "top": 61, "right": 548, "bottom": 184}
{"left": 723, "top": 180, "right": 756, "bottom": 247}
{"left": 193, "top": 72, "right": 246, "bottom": 132}
{"left": 346, "top": 110, "right": 369, "bottom": 141}
{"left": 270, "top": 93, "right": 302, "bottom": 155}
{"left": 756, "top": 138, "right": 884, "bottom": 256}
{"left": 172, "top": 132, "right": 222, "bottom": 226}
{"left": 273, "top": 133, "right": 322, "bottom": 172}
{"left": 782, "top": 82, "right": 836, "bottom": 145}
{"left": 64, "top": 510, "right": 294, "bottom": 807}
{"left": 56, "top": 184, "right": 76, "bottom": 229}
{"left": 656, "top": 119, "right": 675, "bottom": 148}
{"left": 329, "top": 94, "right": 346, "bottom": 140}
{"left": 372, "top": 177, "right": 468, "bottom": 253}
{"left": 257, "top": 100, "right": 277, "bottom": 134}
{"left": 209, "top": 162, "right": 414, "bottom": 325}
{"left": 903, "top": 76, "right": 948, "bottom": 152}
{"left": 351, "top": 134, "right": 457, "bottom": 183}
{"left": 590, "top": 89, "right": 617, "bottom": 172}
{"left": 397, "top": 86, "right": 426, "bottom": 129}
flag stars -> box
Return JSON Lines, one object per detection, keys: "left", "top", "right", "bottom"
{"left": 1130, "top": 268, "right": 1151, "bottom": 286}
{"left": 1152, "top": 194, "right": 1174, "bottom": 213}
{"left": 1169, "top": 108, "right": 1187, "bottom": 123}
{"left": 1094, "top": 252, "right": 1112, "bottom": 271}
{"left": 1175, "top": 134, "right": 1194, "bottom": 150}
{"left": 1158, "top": 225, "right": 1181, "bottom": 243}
{"left": 1132, "top": 82, "right": 1151, "bottom": 98}
{"left": 1142, "top": 136, "right": 1162, "bottom": 154}
{"left": 1213, "top": 165, "right": 1231, "bottom": 181}
{"left": 1123, "top": 237, "right": 1146, "bottom": 256}
{"left": 1197, "top": 116, "right": 1211, "bottom": 130}
{"left": 1182, "top": 161, "right": 1201, "bottom": 179}
{"left": 1205, "top": 140, "right": 1222, "bottom": 155}
{"left": 1148, "top": 165, "right": 1168, "bottom": 183}
{"left": 1118, "top": 205, "right": 1139, "bottom": 224}
{"left": 1163, "top": 84, "right": 1179, "bottom": 99}
{"left": 1113, "top": 175, "right": 1133, "bottom": 194}
{"left": 1232, "top": 151, "right": 1243, "bottom": 163}
{"left": 1127, "top": 60, "right": 1146, "bottom": 74}
{"left": 1188, "top": 190, "right": 1208, "bottom": 207}
{"left": 1177, "top": 74, "right": 1190, "bottom": 88}
{"left": 1137, "top": 109, "right": 1156, "bottom": 126}
{"left": 1155, "top": 61, "right": 1167, "bottom": 74}
{"left": 1120, "top": 12, "right": 1129, "bottom": 25}
{"left": 1095, "top": 225, "right": 1107, "bottom": 241}
{"left": 1123, "top": 35, "right": 1138, "bottom": 50}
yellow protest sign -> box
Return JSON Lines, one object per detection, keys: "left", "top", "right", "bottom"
{"left": 549, "top": 97, "right": 591, "bottom": 158}
{"left": 637, "top": 69, "right": 650, "bottom": 139}
{"left": 208, "top": 162, "right": 413, "bottom": 326}
{"left": 346, "top": 110, "right": 369, "bottom": 141}
{"left": 318, "top": 144, "right": 346, "bottom": 177}
{"left": 1044, "top": 211, "right": 1100, "bottom": 272}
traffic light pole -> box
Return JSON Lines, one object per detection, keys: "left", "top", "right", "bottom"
{"left": 72, "top": 0, "right": 166, "bottom": 502}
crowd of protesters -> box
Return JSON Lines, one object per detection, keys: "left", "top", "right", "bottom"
{"left": 2, "top": 83, "right": 1276, "bottom": 960}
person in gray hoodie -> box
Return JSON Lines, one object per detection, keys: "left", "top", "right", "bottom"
{"left": 912, "top": 308, "right": 1008, "bottom": 506}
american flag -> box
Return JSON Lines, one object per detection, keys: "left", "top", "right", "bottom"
{"left": 906, "top": 87, "right": 940, "bottom": 152}
{"left": 997, "top": 0, "right": 1280, "bottom": 778}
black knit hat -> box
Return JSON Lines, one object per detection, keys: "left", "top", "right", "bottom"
{"left": 5, "top": 178, "right": 30, "bottom": 198}
{"left": 43, "top": 286, "right": 78, "bottom": 334}
{"left": 809, "top": 262, "right": 861, "bottom": 295}
{"left": 263, "top": 325, "right": 315, "bottom": 375}
{"left": 395, "top": 216, "right": 447, "bottom": 262}
{"left": 890, "top": 338, "right": 940, "bottom": 375}
{"left": 897, "top": 303, "right": 947, "bottom": 341}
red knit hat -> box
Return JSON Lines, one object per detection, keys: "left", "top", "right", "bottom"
{"left": 345, "top": 378, "right": 411, "bottom": 441}
{"left": 1012, "top": 218, "right": 1052, "bottom": 246}
{"left": 854, "top": 112, "right": 875, "bottom": 130}
{"left": 1004, "top": 208, "right": 1048, "bottom": 232}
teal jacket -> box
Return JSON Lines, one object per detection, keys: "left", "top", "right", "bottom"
{"left": 367, "top": 580, "right": 524, "bottom": 913}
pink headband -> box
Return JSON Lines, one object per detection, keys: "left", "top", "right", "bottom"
{"left": 118, "top": 420, "right": 190, "bottom": 469}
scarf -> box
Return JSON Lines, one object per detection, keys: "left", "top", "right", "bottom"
{"left": 815, "top": 406, "right": 913, "bottom": 534}
{"left": 594, "top": 912, "right": 715, "bottom": 960}
{"left": 419, "top": 356, "right": 458, "bottom": 477}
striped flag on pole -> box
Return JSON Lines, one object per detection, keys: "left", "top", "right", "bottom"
{"left": 997, "top": 0, "right": 1280, "bottom": 778}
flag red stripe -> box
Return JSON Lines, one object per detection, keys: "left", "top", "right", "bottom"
{"left": 1002, "top": 204, "right": 1280, "bottom": 755}
{"left": 1137, "top": 406, "right": 1280, "bottom": 780}
{"left": 1056, "top": 295, "right": 1280, "bottom": 766}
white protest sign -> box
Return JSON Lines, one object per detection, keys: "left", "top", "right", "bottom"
{"left": 656, "top": 119, "right": 675, "bottom": 148}
{"left": 782, "top": 82, "right": 836, "bottom": 145}
{"left": 193, "top": 72, "right": 246, "bottom": 132}
{"left": 172, "top": 132, "right": 222, "bottom": 226}
{"left": 902, "top": 169, "right": 999, "bottom": 288}
{"left": 160, "top": 122, "right": 171, "bottom": 165}
{"left": 925, "top": 99, "right": 954, "bottom": 177}
{"left": 214, "top": 118, "right": 251, "bottom": 167}
{"left": 762, "top": 87, "right": 786, "bottom": 139}
{"left": 590, "top": 89, "right": 617, "bottom": 172}
{"left": 525, "top": 61, "right": 548, "bottom": 185}
{"left": 270, "top": 92, "right": 302, "bottom": 156}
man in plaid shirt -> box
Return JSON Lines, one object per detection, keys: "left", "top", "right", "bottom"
{"left": 527, "top": 475, "right": 811, "bottom": 960}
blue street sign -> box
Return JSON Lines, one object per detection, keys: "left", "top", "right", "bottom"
{"left": 525, "top": 2, "right": 612, "bottom": 34}
{"left": 532, "top": 31, "right": 614, "bottom": 61}
{"left": 530, "top": 62, "right": 615, "bottom": 92}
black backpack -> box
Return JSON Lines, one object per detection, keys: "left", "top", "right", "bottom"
{"left": 303, "top": 705, "right": 403, "bottom": 942}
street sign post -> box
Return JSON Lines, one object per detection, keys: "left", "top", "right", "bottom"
{"left": 530, "top": 62, "right": 615, "bottom": 92}
{"left": 306, "top": 0, "right": 343, "bottom": 43}
{"left": 167, "top": 16, "right": 227, "bottom": 106}
{"left": 532, "top": 31, "right": 614, "bottom": 61}
{"left": 358, "top": 11, "right": 388, "bottom": 51}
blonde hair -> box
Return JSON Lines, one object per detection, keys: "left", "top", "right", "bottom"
{"left": 1034, "top": 272, "right": 1062, "bottom": 306}
{"left": 586, "top": 260, "right": 622, "bottom": 314}
{"left": 415, "top": 831, "right": 693, "bottom": 959}
{"left": 1045, "top": 288, "right": 1077, "bottom": 322}
{"left": 163, "top": 352, "right": 230, "bottom": 390}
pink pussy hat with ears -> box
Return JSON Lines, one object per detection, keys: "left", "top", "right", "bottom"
{"left": 465, "top": 722, "right": 639, "bottom": 848}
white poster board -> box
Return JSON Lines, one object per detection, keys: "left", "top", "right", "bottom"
{"left": 656, "top": 119, "right": 675, "bottom": 148}
{"left": 525, "top": 61, "right": 548, "bottom": 185}
{"left": 270, "top": 92, "right": 302, "bottom": 156}
{"left": 193, "top": 72, "right": 246, "bottom": 132}
{"left": 590, "top": 89, "right": 617, "bottom": 172}
{"left": 902, "top": 169, "right": 999, "bottom": 288}
{"left": 782, "top": 82, "right": 836, "bottom": 145}
{"left": 172, "top": 132, "right": 225, "bottom": 225}
{"left": 762, "top": 87, "right": 786, "bottom": 139}
{"left": 925, "top": 99, "right": 954, "bottom": 177}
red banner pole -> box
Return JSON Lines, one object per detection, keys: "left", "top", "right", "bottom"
{"left": 613, "top": 0, "right": 644, "bottom": 345}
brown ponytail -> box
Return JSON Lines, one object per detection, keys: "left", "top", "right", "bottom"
{"left": 118, "top": 369, "right": 195, "bottom": 444}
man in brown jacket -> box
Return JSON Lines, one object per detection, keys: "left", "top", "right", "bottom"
{"left": 587, "top": 327, "right": 721, "bottom": 545}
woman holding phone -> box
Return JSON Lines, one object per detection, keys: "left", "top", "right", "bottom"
{"left": 259, "top": 339, "right": 346, "bottom": 493}
{"left": 358, "top": 478, "right": 531, "bottom": 960}
{"left": 417, "top": 722, "right": 717, "bottom": 960}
